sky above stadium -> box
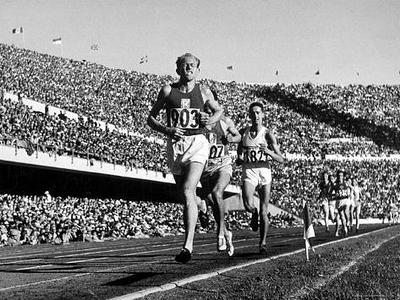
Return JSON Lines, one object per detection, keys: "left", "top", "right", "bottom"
{"left": 1, "top": 0, "right": 400, "bottom": 84}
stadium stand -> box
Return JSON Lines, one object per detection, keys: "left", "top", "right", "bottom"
{"left": 1, "top": 43, "right": 400, "bottom": 246}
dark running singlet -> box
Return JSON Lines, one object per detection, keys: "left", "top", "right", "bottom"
{"left": 319, "top": 181, "right": 331, "bottom": 200}
{"left": 166, "top": 83, "right": 206, "bottom": 136}
{"left": 335, "top": 182, "right": 350, "bottom": 200}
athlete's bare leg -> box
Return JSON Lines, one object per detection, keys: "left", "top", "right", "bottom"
{"left": 323, "top": 203, "right": 329, "bottom": 231}
{"left": 258, "top": 183, "right": 271, "bottom": 247}
{"left": 339, "top": 209, "right": 348, "bottom": 236}
{"left": 334, "top": 212, "right": 340, "bottom": 237}
{"left": 349, "top": 205, "right": 354, "bottom": 231}
{"left": 242, "top": 180, "right": 259, "bottom": 232}
{"left": 242, "top": 180, "right": 257, "bottom": 213}
{"left": 174, "top": 161, "right": 205, "bottom": 253}
{"left": 209, "top": 170, "right": 231, "bottom": 240}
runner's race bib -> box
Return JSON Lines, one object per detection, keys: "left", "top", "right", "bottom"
{"left": 169, "top": 108, "right": 200, "bottom": 129}
{"left": 337, "top": 188, "right": 350, "bottom": 198}
{"left": 243, "top": 146, "right": 268, "bottom": 163}
{"left": 209, "top": 144, "right": 225, "bottom": 160}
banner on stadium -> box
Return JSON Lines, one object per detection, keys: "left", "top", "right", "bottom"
{"left": 52, "top": 37, "right": 62, "bottom": 45}
{"left": 12, "top": 27, "right": 23, "bottom": 34}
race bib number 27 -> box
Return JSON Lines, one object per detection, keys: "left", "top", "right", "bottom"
{"left": 169, "top": 108, "right": 200, "bottom": 129}
{"left": 209, "top": 144, "right": 225, "bottom": 159}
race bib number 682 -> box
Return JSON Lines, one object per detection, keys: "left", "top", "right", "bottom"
{"left": 169, "top": 108, "right": 200, "bottom": 129}
{"left": 243, "top": 147, "right": 268, "bottom": 163}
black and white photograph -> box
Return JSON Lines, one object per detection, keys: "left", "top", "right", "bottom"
{"left": 0, "top": 0, "right": 399, "bottom": 299}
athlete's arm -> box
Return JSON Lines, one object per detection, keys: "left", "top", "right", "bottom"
{"left": 200, "top": 85, "right": 223, "bottom": 125}
{"left": 263, "top": 131, "right": 284, "bottom": 163}
{"left": 235, "top": 128, "right": 247, "bottom": 165}
{"left": 147, "top": 85, "right": 185, "bottom": 140}
{"left": 225, "top": 117, "right": 241, "bottom": 143}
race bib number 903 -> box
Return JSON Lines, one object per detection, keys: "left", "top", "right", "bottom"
{"left": 243, "top": 147, "right": 268, "bottom": 163}
{"left": 169, "top": 108, "right": 200, "bottom": 129}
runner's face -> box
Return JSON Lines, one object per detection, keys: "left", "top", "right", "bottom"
{"left": 338, "top": 173, "right": 344, "bottom": 183}
{"left": 249, "top": 106, "right": 264, "bottom": 126}
{"left": 178, "top": 57, "right": 199, "bottom": 81}
{"left": 323, "top": 173, "right": 329, "bottom": 182}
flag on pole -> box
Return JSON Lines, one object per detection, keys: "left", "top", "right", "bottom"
{"left": 90, "top": 44, "right": 99, "bottom": 51}
{"left": 315, "top": 69, "right": 320, "bottom": 75}
{"left": 227, "top": 65, "right": 233, "bottom": 70}
{"left": 139, "top": 55, "right": 148, "bottom": 64}
{"left": 303, "top": 201, "right": 315, "bottom": 261}
{"left": 275, "top": 70, "right": 279, "bottom": 76}
{"left": 52, "top": 37, "right": 62, "bottom": 45}
{"left": 12, "top": 27, "right": 23, "bottom": 34}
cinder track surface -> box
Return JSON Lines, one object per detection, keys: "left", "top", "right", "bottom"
{"left": 0, "top": 224, "right": 388, "bottom": 300}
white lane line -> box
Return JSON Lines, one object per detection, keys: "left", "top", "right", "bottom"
{"left": 66, "top": 257, "right": 109, "bottom": 264}
{"left": 54, "top": 246, "right": 146, "bottom": 258}
{"left": 0, "top": 246, "right": 112, "bottom": 260}
{"left": 15, "top": 264, "right": 54, "bottom": 271}
{"left": 107, "top": 227, "right": 395, "bottom": 300}
{"left": 196, "top": 237, "right": 300, "bottom": 255}
{"left": 2, "top": 259, "right": 42, "bottom": 265}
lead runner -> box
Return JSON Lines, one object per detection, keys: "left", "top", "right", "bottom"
{"left": 147, "top": 53, "right": 223, "bottom": 263}
{"left": 237, "top": 102, "right": 284, "bottom": 255}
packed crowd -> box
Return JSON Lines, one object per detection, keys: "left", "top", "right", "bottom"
{"left": 0, "top": 192, "right": 300, "bottom": 247}
{"left": 1, "top": 43, "right": 400, "bottom": 247}
{"left": 0, "top": 192, "right": 184, "bottom": 247}
{"left": 0, "top": 96, "right": 168, "bottom": 172}
{"left": 2, "top": 43, "right": 399, "bottom": 157}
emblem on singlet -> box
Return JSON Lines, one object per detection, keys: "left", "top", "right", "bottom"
{"left": 169, "top": 98, "right": 200, "bottom": 129}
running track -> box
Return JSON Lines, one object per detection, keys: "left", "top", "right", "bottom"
{"left": 0, "top": 224, "right": 387, "bottom": 299}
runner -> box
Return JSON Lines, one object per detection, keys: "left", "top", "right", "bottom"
{"left": 199, "top": 97, "right": 241, "bottom": 256}
{"left": 237, "top": 101, "right": 284, "bottom": 255}
{"left": 350, "top": 177, "right": 363, "bottom": 232}
{"left": 318, "top": 171, "right": 331, "bottom": 232}
{"left": 333, "top": 170, "right": 350, "bottom": 237}
{"left": 147, "top": 53, "right": 222, "bottom": 263}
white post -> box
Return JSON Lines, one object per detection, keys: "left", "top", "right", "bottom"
{"left": 305, "top": 239, "right": 310, "bottom": 261}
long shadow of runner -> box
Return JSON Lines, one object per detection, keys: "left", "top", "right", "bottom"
{"left": 254, "top": 85, "right": 400, "bottom": 150}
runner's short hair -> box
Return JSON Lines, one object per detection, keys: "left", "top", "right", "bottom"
{"left": 249, "top": 102, "right": 264, "bottom": 112}
{"left": 176, "top": 53, "right": 200, "bottom": 68}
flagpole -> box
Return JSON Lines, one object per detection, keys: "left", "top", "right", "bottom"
{"left": 22, "top": 30, "right": 25, "bottom": 48}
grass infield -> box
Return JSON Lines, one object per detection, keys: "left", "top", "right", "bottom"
{"left": 143, "top": 225, "right": 400, "bottom": 300}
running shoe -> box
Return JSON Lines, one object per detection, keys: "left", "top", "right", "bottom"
{"left": 198, "top": 210, "right": 209, "bottom": 228}
{"left": 175, "top": 248, "right": 192, "bottom": 264}
{"left": 259, "top": 244, "right": 268, "bottom": 255}
{"left": 250, "top": 208, "right": 259, "bottom": 232}
{"left": 225, "top": 230, "right": 234, "bottom": 257}
{"left": 217, "top": 235, "right": 227, "bottom": 251}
